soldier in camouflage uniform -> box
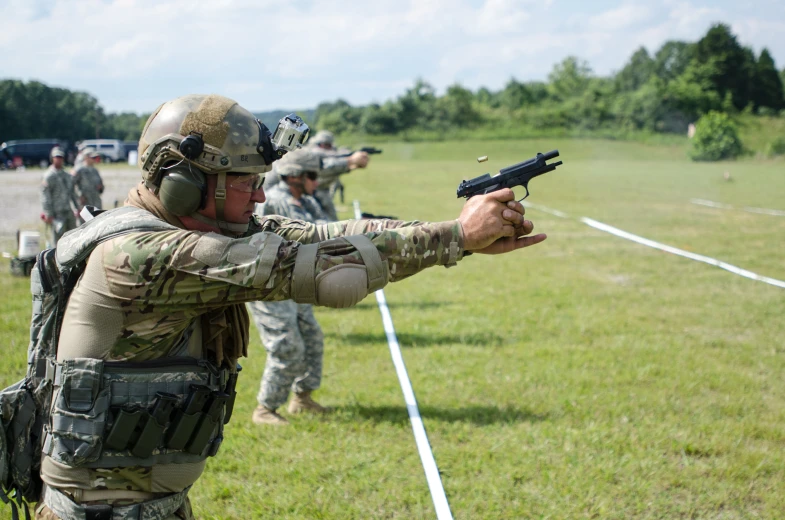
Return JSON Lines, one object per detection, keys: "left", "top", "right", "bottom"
{"left": 248, "top": 150, "right": 331, "bottom": 425}
{"left": 34, "top": 94, "right": 545, "bottom": 520}
{"left": 72, "top": 150, "right": 105, "bottom": 216}
{"left": 305, "top": 130, "right": 369, "bottom": 221}
{"left": 40, "top": 148, "right": 79, "bottom": 246}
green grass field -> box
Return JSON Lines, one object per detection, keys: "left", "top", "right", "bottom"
{"left": 1, "top": 138, "right": 784, "bottom": 519}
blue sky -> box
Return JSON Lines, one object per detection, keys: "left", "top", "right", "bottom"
{"left": 1, "top": 0, "right": 784, "bottom": 114}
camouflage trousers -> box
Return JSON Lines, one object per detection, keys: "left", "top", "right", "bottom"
{"left": 313, "top": 188, "right": 339, "bottom": 221}
{"left": 247, "top": 300, "right": 325, "bottom": 410}
{"left": 47, "top": 211, "right": 77, "bottom": 247}
{"left": 35, "top": 496, "right": 193, "bottom": 519}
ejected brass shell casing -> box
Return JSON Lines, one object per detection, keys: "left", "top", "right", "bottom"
{"left": 477, "top": 156, "right": 488, "bottom": 163}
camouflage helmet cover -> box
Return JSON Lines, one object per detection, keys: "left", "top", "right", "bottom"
{"left": 310, "top": 130, "right": 334, "bottom": 146}
{"left": 274, "top": 149, "right": 322, "bottom": 178}
{"left": 138, "top": 94, "right": 273, "bottom": 185}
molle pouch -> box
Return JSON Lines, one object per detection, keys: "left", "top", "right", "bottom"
{"left": 186, "top": 392, "right": 229, "bottom": 456}
{"left": 129, "top": 392, "right": 179, "bottom": 459}
{"left": 166, "top": 385, "right": 211, "bottom": 451}
{"left": 104, "top": 406, "right": 143, "bottom": 451}
{"left": 47, "top": 358, "right": 110, "bottom": 466}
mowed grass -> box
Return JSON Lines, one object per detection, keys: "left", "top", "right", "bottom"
{"left": 1, "top": 139, "right": 784, "bottom": 518}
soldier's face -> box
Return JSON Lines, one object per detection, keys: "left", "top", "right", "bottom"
{"left": 52, "top": 157, "right": 64, "bottom": 168}
{"left": 201, "top": 174, "right": 266, "bottom": 223}
{"left": 304, "top": 172, "right": 318, "bottom": 195}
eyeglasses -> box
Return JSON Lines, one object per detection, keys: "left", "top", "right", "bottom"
{"left": 227, "top": 173, "right": 265, "bottom": 192}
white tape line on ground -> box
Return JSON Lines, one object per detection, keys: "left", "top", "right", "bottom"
{"left": 523, "top": 202, "right": 570, "bottom": 218}
{"left": 690, "top": 198, "right": 785, "bottom": 216}
{"left": 743, "top": 206, "right": 785, "bottom": 217}
{"left": 690, "top": 198, "right": 733, "bottom": 209}
{"left": 581, "top": 217, "right": 785, "bottom": 289}
{"left": 353, "top": 201, "right": 454, "bottom": 520}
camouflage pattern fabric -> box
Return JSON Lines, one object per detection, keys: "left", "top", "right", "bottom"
{"left": 250, "top": 181, "right": 328, "bottom": 410}
{"left": 91, "top": 216, "right": 462, "bottom": 361}
{"left": 249, "top": 300, "right": 324, "bottom": 410}
{"left": 43, "top": 201, "right": 463, "bottom": 500}
{"left": 305, "top": 144, "right": 351, "bottom": 220}
{"left": 35, "top": 502, "right": 192, "bottom": 520}
{"left": 313, "top": 188, "right": 338, "bottom": 221}
{"left": 72, "top": 165, "right": 104, "bottom": 209}
{"left": 36, "top": 485, "right": 193, "bottom": 520}
{"left": 41, "top": 166, "right": 79, "bottom": 245}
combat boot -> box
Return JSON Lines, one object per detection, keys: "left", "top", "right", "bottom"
{"left": 252, "top": 405, "right": 289, "bottom": 425}
{"left": 287, "top": 391, "right": 330, "bottom": 415}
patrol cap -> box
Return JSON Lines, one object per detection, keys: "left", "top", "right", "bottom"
{"left": 310, "top": 130, "right": 334, "bottom": 146}
{"left": 88, "top": 151, "right": 101, "bottom": 158}
{"left": 51, "top": 149, "right": 65, "bottom": 158}
{"left": 273, "top": 149, "right": 321, "bottom": 178}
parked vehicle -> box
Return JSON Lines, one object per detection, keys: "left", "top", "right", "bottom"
{"left": 123, "top": 141, "right": 139, "bottom": 161}
{"left": 78, "top": 139, "right": 125, "bottom": 162}
{"left": 0, "top": 139, "right": 74, "bottom": 168}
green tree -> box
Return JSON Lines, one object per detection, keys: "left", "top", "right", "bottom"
{"left": 653, "top": 41, "right": 694, "bottom": 81}
{"left": 694, "top": 23, "right": 755, "bottom": 110}
{"left": 359, "top": 102, "right": 400, "bottom": 135}
{"left": 474, "top": 87, "right": 500, "bottom": 108}
{"left": 437, "top": 84, "right": 481, "bottom": 127}
{"left": 751, "top": 49, "right": 785, "bottom": 110}
{"left": 689, "top": 110, "right": 743, "bottom": 161}
{"left": 615, "top": 47, "right": 654, "bottom": 92}
{"left": 499, "top": 79, "right": 531, "bottom": 110}
{"left": 548, "top": 56, "right": 592, "bottom": 100}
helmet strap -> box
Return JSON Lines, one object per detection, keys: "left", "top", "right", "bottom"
{"left": 188, "top": 172, "right": 250, "bottom": 235}
{"left": 215, "top": 172, "right": 227, "bottom": 228}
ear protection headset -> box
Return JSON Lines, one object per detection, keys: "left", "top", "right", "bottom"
{"left": 158, "top": 132, "right": 209, "bottom": 216}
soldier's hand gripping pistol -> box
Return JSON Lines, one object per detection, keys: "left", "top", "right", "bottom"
{"left": 456, "top": 150, "right": 563, "bottom": 200}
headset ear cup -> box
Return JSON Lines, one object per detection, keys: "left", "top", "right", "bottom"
{"left": 158, "top": 167, "right": 207, "bottom": 216}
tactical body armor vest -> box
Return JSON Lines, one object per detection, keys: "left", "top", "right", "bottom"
{"left": 1, "top": 206, "right": 240, "bottom": 520}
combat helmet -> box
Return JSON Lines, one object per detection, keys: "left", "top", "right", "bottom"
{"left": 274, "top": 149, "right": 322, "bottom": 178}
{"left": 309, "top": 130, "right": 334, "bottom": 147}
{"left": 138, "top": 94, "right": 308, "bottom": 233}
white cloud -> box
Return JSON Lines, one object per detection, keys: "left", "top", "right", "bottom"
{"left": 588, "top": 4, "right": 652, "bottom": 31}
{"left": 0, "top": 0, "right": 783, "bottom": 112}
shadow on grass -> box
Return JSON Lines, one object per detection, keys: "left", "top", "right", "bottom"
{"left": 334, "top": 404, "right": 547, "bottom": 426}
{"left": 352, "top": 300, "right": 456, "bottom": 311}
{"left": 326, "top": 331, "right": 505, "bottom": 348}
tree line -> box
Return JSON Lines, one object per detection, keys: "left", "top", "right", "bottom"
{"left": 0, "top": 81, "right": 148, "bottom": 144}
{"left": 1, "top": 23, "right": 783, "bottom": 146}
{"left": 312, "top": 24, "right": 785, "bottom": 137}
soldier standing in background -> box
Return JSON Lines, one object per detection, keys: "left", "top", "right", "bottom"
{"left": 305, "top": 130, "right": 369, "bottom": 220}
{"left": 249, "top": 150, "right": 331, "bottom": 425}
{"left": 40, "top": 148, "right": 79, "bottom": 246}
{"left": 72, "top": 150, "right": 104, "bottom": 218}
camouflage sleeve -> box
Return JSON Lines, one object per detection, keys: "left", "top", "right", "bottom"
{"left": 68, "top": 175, "right": 79, "bottom": 209}
{"left": 318, "top": 155, "right": 350, "bottom": 186}
{"left": 253, "top": 215, "right": 415, "bottom": 244}
{"left": 102, "top": 223, "right": 464, "bottom": 309}
{"left": 40, "top": 173, "right": 53, "bottom": 216}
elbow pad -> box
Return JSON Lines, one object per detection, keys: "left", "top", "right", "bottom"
{"left": 291, "top": 235, "right": 388, "bottom": 308}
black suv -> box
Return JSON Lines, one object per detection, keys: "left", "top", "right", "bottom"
{"left": 0, "top": 139, "right": 75, "bottom": 168}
